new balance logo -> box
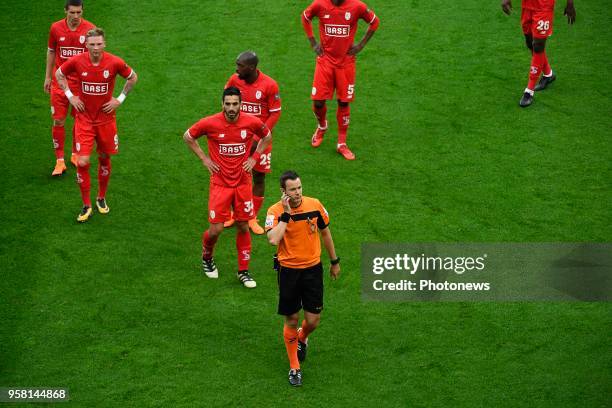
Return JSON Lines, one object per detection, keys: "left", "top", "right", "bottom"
{"left": 82, "top": 82, "right": 109, "bottom": 95}
{"left": 325, "top": 24, "right": 350, "bottom": 37}
{"left": 219, "top": 143, "right": 246, "bottom": 156}
{"left": 60, "top": 46, "right": 85, "bottom": 59}
{"left": 241, "top": 102, "right": 261, "bottom": 115}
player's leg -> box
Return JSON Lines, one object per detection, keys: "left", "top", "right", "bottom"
{"left": 335, "top": 62, "right": 356, "bottom": 160}
{"left": 311, "top": 59, "right": 333, "bottom": 147}
{"left": 234, "top": 184, "right": 256, "bottom": 288}
{"left": 278, "top": 265, "right": 303, "bottom": 386}
{"left": 50, "top": 88, "right": 70, "bottom": 176}
{"left": 74, "top": 118, "right": 95, "bottom": 222}
{"left": 248, "top": 165, "right": 268, "bottom": 235}
{"left": 298, "top": 262, "right": 324, "bottom": 362}
{"left": 520, "top": 9, "right": 554, "bottom": 107}
{"left": 202, "top": 185, "right": 232, "bottom": 278}
{"left": 94, "top": 121, "right": 119, "bottom": 214}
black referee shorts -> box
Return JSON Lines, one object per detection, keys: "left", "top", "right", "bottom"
{"left": 277, "top": 262, "right": 324, "bottom": 316}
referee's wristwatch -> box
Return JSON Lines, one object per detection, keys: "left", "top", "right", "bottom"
{"left": 330, "top": 257, "right": 340, "bottom": 265}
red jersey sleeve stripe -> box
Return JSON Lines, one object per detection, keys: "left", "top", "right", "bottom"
{"left": 303, "top": 11, "right": 311, "bottom": 21}
{"left": 369, "top": 13, "right": 377, "bottom": 24}
{"left": 269, "top": 107, "right": 282, "bottom": 112}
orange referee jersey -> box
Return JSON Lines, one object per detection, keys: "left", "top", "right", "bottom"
{"left": 265, "top": 196, "right": 330, "bottom": 268}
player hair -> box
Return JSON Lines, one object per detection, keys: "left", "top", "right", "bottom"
{"left": 222, "top": 86, "right": 242, "bottom": 102}
{"left": 86, "top": 27, "right": 105, "bottom": 39}
{"left": 280, "top": 171, "right": 300, "bottom": 189}
{"left": 65, "top": 0, "right": 83, "bottom": 9}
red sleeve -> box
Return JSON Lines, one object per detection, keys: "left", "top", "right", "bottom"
{"left": 188, "top": 118, "right": 209, "bottom": 139}
{"left": 253, "top": 118, "right": 271, "bottom": 140}
{"left": 266, "top": 81, "right": 281, "bottom": 130}
{"left": 302, "top": 1, "right": 320, "bottom": 37}
{"left": 48, "top": 24, "right": 57, "bottom": 51}
{"left": 360, "top": 3, "right": 379, "bottom": 31}
{"left": 115, "top": 56, "right": 134, "bottom": 79}
{"left": 59, "top": 56, "right": 77, "bottom": 76}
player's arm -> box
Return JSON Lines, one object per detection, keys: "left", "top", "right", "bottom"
{"left": 267, "top": 197, "right": 291, "bottom": 246}
{"left": 44, "top": 48, "right": 55, "bottom": 94}
{"left": 183, "top": 129, "right": 220, "bottom": 174}
{"left": 265, "top": 84, "right": 282, "bottom": 131}
{"left": 302, "top": 3, "right": 323, "bottom": 56}
{"left": 102, "top": 70, "right": 138, "bottom": 113}
{"left": 348, "top": 6, "right": 380, "bottom": 55}
{"left": 564, "top": 0, "right": 576, "bottom": 24}
{"left": 55, "top": 65, "right": 84, "bottom": 112}
{"left": 243, "top": 125, "right": 272, "bottom": 172}
{"left": 320, "top": 227, "right": 340, "bottom": 280}
{"left": 501, "top": 0, "right": 513, "bottom": 15}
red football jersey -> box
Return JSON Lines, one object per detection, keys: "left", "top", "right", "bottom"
{"left": 59, "top": 51, "right": 133, "bottom": 125}
{"left": 522, "top": 0, "right": 555, "bottom": 10}
{"left": 303, "top": 0, "right": 378, "bottom": 66}
{"left": 187, "top": 112, "right": 271, "bottom": 187}
{"left": 48, "top": 18, "right": 95, "bottom": 87}
{"left": 225, "top": 70, "right": 281, "bottom": 125}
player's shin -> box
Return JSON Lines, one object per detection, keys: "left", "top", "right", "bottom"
{"left": 337, "top": 105, "right": 350, "bottom": 145}
{"left": 313, "top": 103, "right": 327, "bottom": 128}
{"left": 252, "top": 195, "right": 264, "bottom": 218}
{"left": 202, "top": 230, "right": 218, "bottom": 260}
{"left": 52, "top": 125, "right": 65, "bottom": 159}
{"left": 283, "top": 325, "right": 300, "bottom": 369}
{"left": 97, "top": 156, "right": 111, "bottom": 199}
{"left": 236, "top": 230, "right": 251, "bottom": 271}
{"left": 527, "top": 51, "right": 546, "bottom": 91}
{"left": 76, "top": 162, "right": 91, "bottom": 207}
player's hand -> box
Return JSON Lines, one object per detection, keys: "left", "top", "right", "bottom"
{"left": 347, "top": 43, "right": 364, "bottom": 55}
{"left": 312, "top": 43, "right": 323, "bottom": 57}
{"left": 501, "top": 0, "right": 512, "bottom": 14}
{"left": 330, "top": 263, "right": 340, "bottom": 280}
{"left": 202, "top": 157, "right": 220, "bottom": 174}
{"left": 564, "top": 1, "right": 576, "bottom": 24}
{"left": 243, "top": 157, "right": 256, "bottom": 172}
{"left": 44, "top": 78, "right": 52, "bottom": 94}
{"left": 281, "top": 193, "right": 291, "bottom": 213}
{"left": 102, "top": 98, "right": 121, "bottom": 113}
{"left": 68, "top": 95, "right": 85, "bottom": 112}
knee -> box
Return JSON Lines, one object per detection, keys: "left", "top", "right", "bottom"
{"left": 235, "top": 221, "right": 249, "bottom": 233}
{"left": 77, "top": 157, "right": 90, "bottom": 167}
{"left": 285, "top": 315, "right": 299, "bottom": 328}
{"left": 53, "top": 118, "right": 65, "bottom": 127}
{"left": 337, "top": 101, "right": 349, "bottom": 108}
{"left": 313, "top": 100, "right": 325, "bottom": 110}
{"left": 208, "top": 224, "right": 224, "bottom": 238}
{"left": 532, "top": 40, "right": 546, "bottom": 53}
{"left": 253, "top": 171, "right": 265, "bottom": 186}
{"left": 524, "top": 35, "right": 533, "bottom": 51}
{"left": 306, "top": 315, "right": 321, "bottom": 329}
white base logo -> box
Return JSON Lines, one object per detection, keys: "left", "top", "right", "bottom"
{"left": 312, "top": 87, "right": 317, "bottom": 96}
{"left": 210, "top": 210, "right": 216, "bottom": 219}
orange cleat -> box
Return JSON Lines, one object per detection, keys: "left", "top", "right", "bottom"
{"left": 52, "top": 159, "right": 67, "bottom": 176}
{"left": 337, "top": 144, "right": 355, "bottom": 160}
{"left": 248, "top": 218, "right": 265, "bottom": 235}
{"left": 70, "top": 153, "right": 78, "bottom": 167}
{"left": 311, "top": 124, "right": 327, "bottom": 148}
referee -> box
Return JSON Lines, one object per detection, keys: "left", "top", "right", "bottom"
{"left": 265, "top": 170, "right": 340, "bottom": 387}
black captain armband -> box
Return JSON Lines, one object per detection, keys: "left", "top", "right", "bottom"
{"left": 279, "top": 212, "right": 291, "bottom": 223}
{"left": 330, "top": 257, "right": 340, "bottom": 265}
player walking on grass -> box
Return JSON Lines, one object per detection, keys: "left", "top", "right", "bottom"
{"left": 302, "top": 0, "right": 379, "bottom": 160}
{"left": 266, "top": 171, "right": 340, "bottom": 386}
{"left": 45, "top": 0, "right": 95, "bottom": 176}
{"left": 184, "top": 87, "right": 272, "bottom": 289}
{"left": 223, "top": 51, "right": 282, "bottom": 235}
{"left": 501, "top": 0, "right": 576, "bottom": 107}
{"left": 56, "top": 27, "right": 138, "bottom": 222}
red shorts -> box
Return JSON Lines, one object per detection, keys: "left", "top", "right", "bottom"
{"left": 252, "top": 142, "right": 272, "bottom": 174}
{"left": 311, "top": 56, "right": 356, "bottom": 102}
{"left": 208, "top": 182, "right": 254, "bottom": 223}
{"left": 50, "top": 84, "right": 77, "bottom": 120}
{"left": 521, "top": 8, "right": 554, "bottom": 38}
{"left": 74, "top": 116, "right": 119, "bottom": 156}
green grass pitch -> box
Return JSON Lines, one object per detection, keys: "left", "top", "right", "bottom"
{"left": 0, "top": 0, "right": 610, "bottom": 406}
